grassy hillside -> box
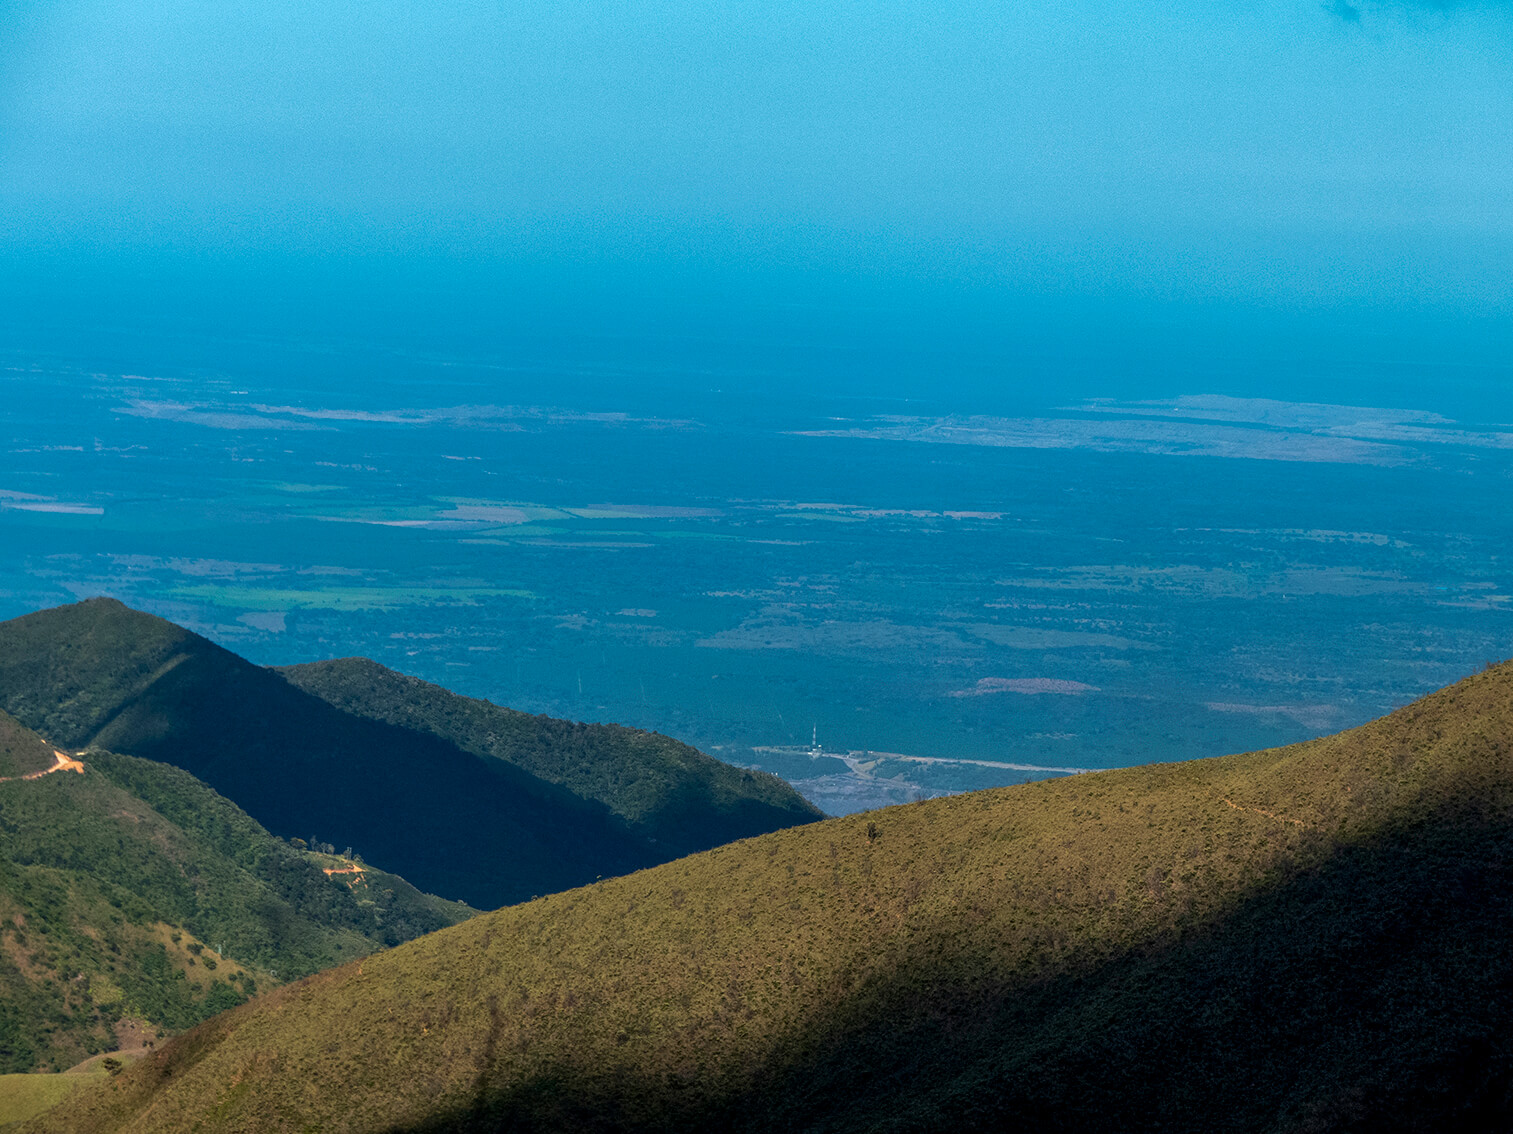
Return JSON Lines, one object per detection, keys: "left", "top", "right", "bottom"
{"left": 28, "top": 661, "right": 1513, "bottom": 1132}
{"left": 0, "top": 711, "right": 471, "bottom": 1074}
{"left": 282, "top": 657, "right": 821, "bottom": 858}
{"left": 0, "top": 1072, "right": 103, "bottom": 1128}
{"left": 0, "top": 600, "right": 818, "bottom": 909}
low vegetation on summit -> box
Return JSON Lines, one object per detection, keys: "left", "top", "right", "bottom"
{"left": 0, "top": 711, "right": 470, "bottom": 1075}
{"left": 0, "top": 600, "right": 819, "bottom": 911}
{"left": 28, "top": 660, "right": 1513, "bottom": 1132}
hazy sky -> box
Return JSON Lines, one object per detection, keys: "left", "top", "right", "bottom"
{"left": 1, "top": 1, "right": 1510, "bottom": 310}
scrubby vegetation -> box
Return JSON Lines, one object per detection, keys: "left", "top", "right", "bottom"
{"left": 27, "top": 660, "right": 1513, "bottom": 1132}
{"left": 0, "top": 711, "right": 471, "bottom": 1073}
{"left": 283, "top": 657, "right": 821, "bottom": 857}
{"left": 0, "top": 600, "right": 818, "bottom": 909}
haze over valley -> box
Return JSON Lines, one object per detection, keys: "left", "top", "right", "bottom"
{"left": 3, "top": 349, "right": 1510, "bottom": 813}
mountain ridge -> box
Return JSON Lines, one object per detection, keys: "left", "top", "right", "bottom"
{"left": 0, "top": 599, "right": 819, "bottom": 909}
{"left": 28, "top": 658, "right": 1513, "bottom": 1131}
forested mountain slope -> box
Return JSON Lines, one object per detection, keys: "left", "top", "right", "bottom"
{"left": 0, "top": 713, "right": 57, "bottom": 780}
{"left": 282, "top": 657, "right": 820, "bottom": 858}
{"left": 0, "top": 600, "right": 815, "bottom": 909}
{"left": 0, "top": 711, "right": 470, "bottom": 1073}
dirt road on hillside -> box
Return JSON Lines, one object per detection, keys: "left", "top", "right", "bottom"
{"left": 0, "top": 750, "right": 86, "bottom": 783}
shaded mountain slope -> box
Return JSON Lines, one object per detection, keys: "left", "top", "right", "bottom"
{"left": 29, "top": 662, "right": 1513, "bottom": 1132}
{"left": 281, "top": 657, "right": 821, "bottom": 858}
{"left": 0, "top": 711, "right": 470, "bottom": 1073}
{"left": 0, "top": 600, "right": 660, "bottom": 907}
{"left": 0, "top": 600, "right": 818, "bottom": 909}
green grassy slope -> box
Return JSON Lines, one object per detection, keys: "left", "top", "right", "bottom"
{"left": 0, "top": 1072, "right": 103, "bottom": 1128}
{"left": 282, "top": 657, "right": 821, "bottom": 857}
{"left": 30, "top": 662, "right": 1513, "bottom": 1133}
{"left": 0, "top": 711, "right": 471, "bottom": 1073}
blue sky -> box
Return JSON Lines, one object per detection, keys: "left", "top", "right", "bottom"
{"left": 1, "top": 1, "right": 1510, "bottom": 312}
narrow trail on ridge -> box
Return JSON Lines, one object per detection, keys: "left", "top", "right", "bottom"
{"left": 1221, "top": 795, "right": 1306, "bottom": 828}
